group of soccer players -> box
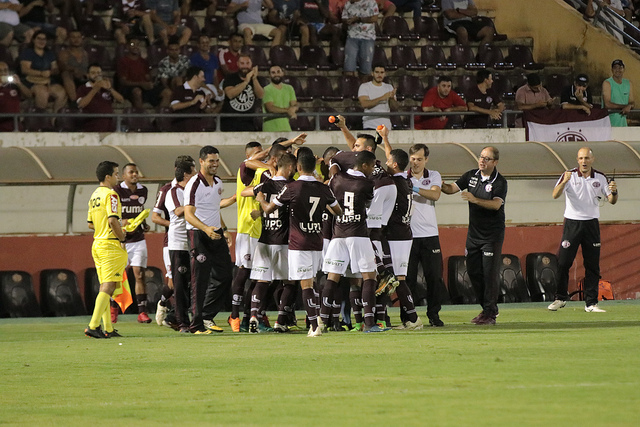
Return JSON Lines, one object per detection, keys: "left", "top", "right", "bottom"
{"left": 85, "top": 116, "right": 450, "bottom": 337}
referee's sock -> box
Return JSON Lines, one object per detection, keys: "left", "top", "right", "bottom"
{"left": 89, "top": 292, "right": 111, "bottom": 329}
{"left": 102, "top": 304, "right": 114, "bottom": 333}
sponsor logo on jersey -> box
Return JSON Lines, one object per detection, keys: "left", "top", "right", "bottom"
{"left": 110, "top": 194, "right": 118, "bottom": 213}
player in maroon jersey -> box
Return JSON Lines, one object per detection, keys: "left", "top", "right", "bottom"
{"left": 259, "top": 147, "right": 342, "bottom": 337}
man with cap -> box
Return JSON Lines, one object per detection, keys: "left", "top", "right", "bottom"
{"left": 515, "top": 73, "right": 554, "bottom": 127}
{"left": 602, "top": 59, "right": 635, "bottom": 127}
{"left": 561, "top": 74, "right": 593, "bottom": 115}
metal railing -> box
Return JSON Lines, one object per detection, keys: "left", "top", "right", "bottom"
{"left": 573, "top": 0, "right": 640, "bottom": 48}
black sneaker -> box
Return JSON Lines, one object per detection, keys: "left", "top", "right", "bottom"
{"left": 104, "top": 329, "right": 122, "bottom": 338}
{"left": 85, "top": 326, "right": 107, "bottom": 339}
{"left": 428, "top": 316, "right": 445, "bottom": 327}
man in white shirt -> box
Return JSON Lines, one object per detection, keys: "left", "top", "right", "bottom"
{"left": 548, "top": 147, "right": 618, "bottom": 313}
{"left": 358, "top": 65, "right": 397, "bottom": 130}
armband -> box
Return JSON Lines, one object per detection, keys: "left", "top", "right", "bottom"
{"left": 412, "top": 186, "right": 420, "bottom": 193}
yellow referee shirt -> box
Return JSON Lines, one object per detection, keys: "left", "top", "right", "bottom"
{"left": 236, "top": 167, "right": 267, "bottom": 238}
{"left": 87, "top": 186, "right": 122, "bottom": 240}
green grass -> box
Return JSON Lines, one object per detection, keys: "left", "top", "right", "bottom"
{"left": 1, "top": 301, "right": 639, "bottom": 426}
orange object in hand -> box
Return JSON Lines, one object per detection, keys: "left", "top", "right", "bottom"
{"left": 377, "top": 125, "right": 385, "bottom": 131}
{"left": 328, "top": 115, "right": 337, "bottom": 123}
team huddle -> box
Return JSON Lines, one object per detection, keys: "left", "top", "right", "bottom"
{"left": 84, "top": 117, "right": 618, "bottom": 338}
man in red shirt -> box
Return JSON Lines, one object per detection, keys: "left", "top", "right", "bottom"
{"left": 415, "top": 75, "right": 467, "bottom": 130}
{"left": 116, "top": 37, "right": 171, "bottom": 109}
{"left": 218, "top": 32, "right": 243, "bottom": 80}
{"left": 0, "top": 61, "right": 30, "bottom": 131}
{"left": 77, "top": 64, "right": 124, "bottom": 132}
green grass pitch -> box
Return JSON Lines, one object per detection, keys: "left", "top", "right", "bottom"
{"left": 1, "top": 301, "right": 639, "bottom": 426}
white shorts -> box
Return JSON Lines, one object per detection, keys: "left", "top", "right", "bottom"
{"left": 125, "top": 240, "right": 148, "bottom": 268}
{"left": 235, "top": 233, "right": 258, "bottom": 268}
{"left": 323, "top": 237, "right": 376, "bottom": 276}
{"left": 322, "top": 238, "right": 330, "bottom": 260}
{"left": 250, "top": 243, "right": 289, "bottom": 282}
{"left": 288, "top": 250, "right": 323, "bottom": 281}
{"left": 163, "top": 246, "right": 172, "bottom": 278}
{"left": 367, "top": 184, "right": 397, "bottom": 228}
{"left": 388, "top": 240, "right": 412, "bottom": 277}
{"left": 238, "top": 23, "right": 276, "bottom": 39}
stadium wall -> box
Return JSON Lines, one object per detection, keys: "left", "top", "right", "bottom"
{"left": 1, "top": 224, "right": 638, "bottom": 303}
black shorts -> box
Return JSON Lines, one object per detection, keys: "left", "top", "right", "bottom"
{"left": 447, "top": 19, "right": 489, "bottom": 40}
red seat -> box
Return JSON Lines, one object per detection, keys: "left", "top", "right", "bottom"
{"left": 475, "top": 16, "right": 507, "bottom": 42}
{"left": 375, "top": 23, "right": 391, "bottom": 42}
{"left": 450, "top": 44, "right": 485, "bottom": 70}
{"left": 396, "top": 75, "right": 425, "bottom": 101}
{"left": 343, "top": 105, "right": 364, "bottom": 130}
{"left": 456, "top": 75, "right": 477, "bottom": 99}
{"left": 242, "top": 45, "right": 270, "bottom": 70}
{"left": 305, "top": 75, "right": 343, "bottom": 102}
{"left": 391, "top": 46, "right": 426, "bottom": 71}
{"left": 414, "top": 16, "right": 441, "bottom": 40}
{"left": 56, "top": 106, "right": 79, "bottom": 132}
{"left": 154, "top": 107, "right": 174, "bottom": 132}
{"left": 24, "top": 107, "right": 55, "bottom": 132}
{"left": 180, "top": 44, "right": 196, "bottom": 58}
{"left": 373, "top": 46, "right": 397, "bottom": 71}
{"left": 421, "top": 45, "right": 455, "bottom": 70}
{"left": 203, "top": 16, "right": 232, "bottom": 40}
{"left": 48, "top": 14, "right": 73, "bottom": 32}
{"left": 507, "top": 45, "right": 544, "bottom": 70}
{"left": 179, "top": 15, "right": 201, "bottom": 41}
{"left": 382, "top": 16, "right": 418, "bottom": 41}
{"left": 336, "top": 75, "right": 361, "bottom": 100}
{"left": 299, "top": 45, "right": 335, "bottom": 71}
{"left": 330, "top": 45, "right": 345, "bottom": 69}
{"left": 269, "top": 45, "right": 308, "bottom": 71}
{"left": 476, "top": 44, "right": 513, "bottom": 70}
{"left": 289, "top": 107, "right": 314, "bottom": 131}
{"left": 282, "top": 76, "right": 311, "bottom": 102}
{"left": 316, "top": 106, "right": 340, "bottom": 130}
{"left": 492, "top": 73, "right": 515, "bottom": 100}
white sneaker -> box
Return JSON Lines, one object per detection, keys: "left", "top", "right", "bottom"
{"left": 404, "top": 317, "right": 424, "bottom": 330}
{"left": 548, "top": 300, "right": 566, "bottom": 311}
{"left": 249, "top": 316, "right": 259, "bottom": 333}
{"left": 585, "top": 304, "right": 606, "bottom": 312}
{"left": 311, "top": 325, "right": 323, "bottom": 337}
{"left": 155, "top": 301, "right": 168, "bottom": 326}
{"left": 316, "top": 316, "right": 325, "bottom": 331}
{"left": 273, "top": 322, "right": 289, "bottom": 333}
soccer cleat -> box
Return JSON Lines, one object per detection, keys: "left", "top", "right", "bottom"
{"left": 137, "top": 312, "right": 152, "bottom": 323}
{"left": 155, "top": 301, "right": 168, "bottom": 326}
{"left": 228, "top": 316, "right": 241, "bottom": 332}
{"left": 110, "top": 304, "right": 119, "bottom": 324}
{"left": 262, "top": 314, "right": 271, "bottom": 328}
{"left": 548, "top": 300, "right": 567, "bottom": 311}
{"left": 330, "top": 324, "right": 347, "bottom": 332}
{"left": 428, "top": 316, "right": 445, "bottom": 327}
{"left": 405, "top": 317, "right": 424, "bottom": 330}
{"left": 85, "top": 326, "right": 107, "bottom": 339}
{"left": 375, "top": 272, "right": 391, "bottom": 296}
{"left": 316, "top": 316, "right": 325, "bottom": 332}
{"left": 376, "top": 322, "right": 392, "bottom": 331}
{"left": 273, "top": 322, "right": 290, "bottom": 333}
{"left": 307, "top": 325, "right": 322, "bottom": 337}
{"left": 363, "top": 324, "right": 388, "bottom": 333}
{"left": 104, "top": 329, "right": 122, "bottom": 338}
{"left": 179, "top": 327, "right": 190, "bottom": 334}
{"left": 203, "top": 319, "right": 224, "bottom": 332}
{"left": 257, "top": 321, "right": 274, "bottom": 333}
{"left": 475, "top": 315, "right": 496, "bottom": 325}
{"left": 351, "top": 322, "right": 363, "bottom": 332}
{"left": 585, "top": 304, "right": 606, "bottom": 312}
{"left": 471, "top": 312, "right": 485, "bottom": 324}
{"left": 194, "top": 329, "right": 213, "bottom": 335}
{"left": 393, "top": 323, "right": 407, "bottom": 330}
{"left": 386, "top": 275, "right": 400, "bottom": 295}
{"left": 240, "top": 316, "right": 249, "bottom": 332}
{"left": 249, "top": 316, "right": 259, "bottom": 333}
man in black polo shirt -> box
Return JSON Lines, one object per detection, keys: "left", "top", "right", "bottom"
{"left": 465, "top": 69, "right": 505, "bottom": 129}
{"left": 442, "top": 146, "right": 507, "bottom": 325}
{"left": 560, "top": 74, "right": 593, "bottom": 115}
{"left": 170, "top": 65, "right": 214, "bottom": 131}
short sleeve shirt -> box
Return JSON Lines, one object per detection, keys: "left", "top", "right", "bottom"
{"left": 158, "top": 55, "right": 190, "bottom": 79}
{"left": 165, "top": 184, "right": 189, "bottom": 251}
{"left": 559, "top": 168, "right": 611, "bottom": 221}
{"left": 417, "top": 86, "right": 466, "bottom": 130}
{"left": 329, "top": 169, "right": 374, "bottom": 238}
{"left": 146, "top": 0, "right": 178, "bottom": 24}
{"left": 262, "top": 83, "right": 296, "bottom": 132}
{"left": 465, "top": 85, "right": 502, "bottom": 129}
{"left": 234, "top": 0, "right": 263, "bottom": 24}
{"left": 113, "top": 182, "right": 148, "bottom": 243}
{"left": 18, "top": 48, "right": 56, "bottom": 72}
{"left": 273, "top": 0, "right": 301, "bottom": 19}
{"left": 342, "top": 0, "right": 378, "bottom": 40}
{"left": 409, "top": 169, "right": 442, "bottom": 238}
{"left": 560, "top": 84, "right": 592, "bottom": 106}
{"left": 183, "top": 172, "right": 223, "bottom": 229}
{"left": 441, "top": 0, "right": 475, "bottom": 27}
{"left": 455, "top": 168, "right": 507, "bottom": 242}
{"left": 386, "top": 173, "right": 413, "bottom": 241}
{"left": 190, "top": 51, "right": 219, "bottom": 85}
{"left": 87, "top": 186, "right": 121, "bottom": 241}
{"left": 253, "top": 176, "right": 291, "bottom": 245}
{"left": 358, "top": 81, "right": 393, "bottom": 129}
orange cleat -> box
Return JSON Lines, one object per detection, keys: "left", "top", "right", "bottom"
{"left": 228, "top": 316, "right": 241, "bottom": 332}
{"left": 137, "top": 312, "right": 152, "bottom": 323}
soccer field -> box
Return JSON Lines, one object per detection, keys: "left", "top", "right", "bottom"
{"left": 1, "top": 301, "right": 639, "bottom": 426}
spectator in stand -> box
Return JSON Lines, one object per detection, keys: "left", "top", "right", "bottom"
{"left": 221, "top": 53, "right": 264, "bottom": 131}
{"left": 602, "top": 59, "right": 635, "bottom": 127}
{"left": 262, "top": 64, "right": 297, "bottom": 132}
{"left": 180, "top": 0, "right": 216, "bottom": 17}
{"left": 217, "top": 32, "right": 243, "bottom": 80}
{"left": 300, "top": 0, "right": 340, "bottom": 49}
{"left": 561, "top": 74, "right": 593, "bottom": 115}
{"left": 376, "top": 0, "right": 395, "bottom": 24}
{"left": 227, "top": 0, "right": 283, "bottom": 47}
{"left": 146, "top": 0, "right": 192, "bottom": 46}
{"left": 77, "top": 63, "right": 124, "bottom": 132}
{"left": 389, "top": 0, "right": 420, "bottom": 26}
{"left": 441, "top": 0, "right": 494, "bottom": 45}
{"left": 0, "top": 0, "right": 35, "bottom": 46}
{"left": 515, "top": 73, "right": 554, "bottom": 127}
{"left": 190, "top": 35, "right": 224, "bottom": 104}
{"left": 116, "top": 37, "right": 171, "bottom": 109}
{"left": 58, "top": 29, "right": 88, "bottom": 104}
{"left": 465, "top": 69, "right": 504, "bottom": 129}
{"left": 170, "top": 65, "right": 218, "bottom": 131}
{"left": 19, "top": 0, "right": 67, "bottom": 44}
{"left": 415, "top": 75, "right": 467, "bottom": 130}
{"left": 19, "top": 30, "right": 67, "bottom": 111}
{"left": 112, "top": 0, "right": 156, "bottom": 45}
{"left": 267, "top": 0, "right": 308, "bottom": 44}
{"left": 358, "top": 64, "right": 396, "bottom": 130}
{"left": 158, "top": 37, "right": 190, "bottom": 92}
{"left": 0, "top": 61, "right": 31, "bottom": 131}
{"left": 328, "top": 0, "right": 347, "bottom": 21}
{"left": 342, "top": 0, "right": 378, "bottom": 79}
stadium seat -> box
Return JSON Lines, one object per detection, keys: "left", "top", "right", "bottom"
{"left": 373, "top": 46, "right": 397, "bottom": 71}
{"left": 242, "top": 45, "right": 270, "bottom": 70}
{"left": 525, "top": 252, "right": 559, "bottom": 302}
{"left": 447, "top": 256, "right": 477, "bottom": 304}
{"left": 305, "top": 75, "right": 343, "bottom": 102}
{"left": 381, "top": 16, "right": 418, "bottom": 41}
{"left": 24, "top": 107, "right": 55, "bottom": 132}
{"left": 375, "top": 23, "right": 391, "bottom": 42}
{"left": 544, "top": 73, "right": 569, "bottom": 98}
{"left": 498, "top": 255, "right": 531, "bottom": 303}
{"left": 203, "top": 15, "right": 232, "bottom": 40}
{"left": 421, "top": 45, "right": 456, "bottom": 70}
{"left": 476, "top": 44, "right": 513, "bottom": 70}
{"left": 78, "top": 16, "right": 112, "bottom": 41}
{"left": 414, "top": 16, "right": 441, "bottom": 40}
{"left": 0, "top": 45, "right": 15, "bottom": 69}
{"left": 396, "top": 75, "right": 425, "bottom": 101}
{"left": 330, "top": 45, "right": 345, "bottom": 69}
{"left": 55, "top": 106, "right": 78, "bottom": 132}
{"left": 316, "top": 106, "right": 340, "bottom": 130}
{"left": 40, "top": 269, "right": 85, "bottom": 316}
{"left": 282, "top": 76, "right": 311, "bottom": 102}
{"left": 475, "top": 16, "right": 507, "bottom": 41}
{"left": 85, "top": 44, "right": 113, "bottom": 72}
{"left": 122, "top": 107, "right": 156, "bottom": 132}
{"left": 146, "top": 45, "right": 167, "bottom": 68}
{"left": 391, "top": 46, "right": 427, "bottom": 71}
{"left": 0, "top": 271, "right": 41, "bottom": 318}
{"left": 456, "top": 75, "right": 477, "bottom": 98}
{"left": 343, "top": 105, "right": 364, "bottom": 130}
{"left": 83, "top": 268, "right": 101, "bottom": 314}
{"left": 299, "top": 45, "right": 335, "bottom": 71}
{"left": 449, "top": 44, "right": 483, "bottom": 69}
{"left": 48, "top": 14, "right": 73, "bottom": 33}
{"left": 154, "top": 107, "right": 174, "bottom": 132}
{"left": 180, "top": 44, "right": 196, "bottom": 59}
{"left": 289, "top": 107, "right": 314, "bottom": 131}
{"left": 492, "top": 72, "right": 515, "bottom": 99}
{"left": 269, "top": 45, "right": 307, "bottom": 71}
{"left": 506, "top": 45, "right": 545, "bottom": 70}
{"left": 336, "top": 75, "right": 361, "bottom": 100}
{"left": 124, "top": 267, "right": 163, "bottom": 314}
{"left": 179, "top": 15, "right": 201, "bottom": 41}
{"left": 393, "top": 105, "right": 421, "bottom": 130}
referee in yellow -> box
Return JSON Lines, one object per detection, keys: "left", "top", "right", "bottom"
{"left": 85, "top": 161, "right": 128, "bottom": 338}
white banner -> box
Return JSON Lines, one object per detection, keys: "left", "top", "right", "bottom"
{"left": 527, "top": 115, "right": 611, "bottom": 142}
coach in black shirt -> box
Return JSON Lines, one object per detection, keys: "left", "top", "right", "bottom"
{"left": 560, "top": 74, "right": 593, "bottom": 115}
{"left": 442, "top": 146, "right": 507, "bottom": 325}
